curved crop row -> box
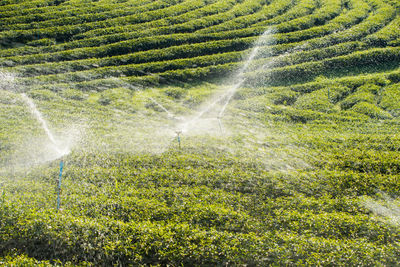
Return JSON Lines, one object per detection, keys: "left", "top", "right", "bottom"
{"left": 2, "top": 0, "right": 383, "bottom": 82}
{"left": 274, "top": 0, "right": 343, "bottom": 33}
{"left": 0, "top": 0, "right": 26, "bottom": 6}
{"left": 1, "top": 4, "right": 386, "bottom": 80}
{"left": 22, "top": 45, "right": 399, "bottom": 92}
{"left": 0, "top": 0, "right": 60, "bottom": 13}
{"left": 17, "top": 42, "right": 364, "bottom": 86}
{"left": 0, "top": 0, "right": 150, "bottom": 29}
{"left": 0, "top": 0, "right": 345, "bottom": 60}
{"left": 0, "top": 0, "right": 238, "bottom": 57}
{"left": 365, "top": 16, "right": 400, "bottom": 46}
{"left": 254, "top": 0, "right": 319, "bottom": 28}
{"left": 2, "top": 0, "right": 399, "bottom": 91}
{"left": 246, "top": 46, "right": 400, "bottom": 85}
{"left": 0, "top": 0, "right": 376, "bottom": 68}
{"left": 195, "top": 0, "right": 294, "bottom": 33}
{"left": 0, "top": 0, "right": 202, "bottom": 44}
{"left": 72, "top": 0, "right": 261, "bottom": 40}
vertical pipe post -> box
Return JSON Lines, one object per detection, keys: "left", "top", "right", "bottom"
{"left": 217, "top": 116, "right": 223, "bottom": 134}
{"left": 56, "top": 160, "right": 64, "bottom": 212}
{"left": 176, "top": 131, "right": 182, "bottom": 149}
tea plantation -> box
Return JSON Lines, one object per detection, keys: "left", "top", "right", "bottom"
{"left": 1, "top": 0, "right": 400, "bottom": 265}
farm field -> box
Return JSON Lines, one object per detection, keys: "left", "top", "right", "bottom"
{"left": 0, "top": 0, "right": 400, "bottom": 265}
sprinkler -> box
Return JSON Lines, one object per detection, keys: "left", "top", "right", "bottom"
{"left": 175, "top": 130, "right": 182, "bottom": 149}
{"left": 217, "top": 116, "right": 223, "bottom": 133}
{"left": 56, "top": 159, "right": 64, "bottom": 212}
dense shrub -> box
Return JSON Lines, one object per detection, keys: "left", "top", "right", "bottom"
{"left": 60, "top": 89, "right": 86, "bottom": 101}
{"left": 351, "top": 101, "right": 392, "bottom": 119}
{"left": 28, "top": 89, "right": 60, "bottom": 101}
{"left": 379, "top": 83, "right": 400, "bottom": 116}
{"left": 340, "top": 91, "right": 375, "bottom": 109}
{"left": 294, "top": 88, "right": 335, "bottom": 112}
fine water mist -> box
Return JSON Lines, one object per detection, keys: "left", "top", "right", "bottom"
{"left": 1, "top": 69, "right": 72, "bottom": 163}
{"left": 21, "top": 94, "right": 63, "bottom": 153}
{"left": 148, "top": 96, "right": 175, "bottom": 118}
{"left": 18, "top": 93, "right": 74, "bottom": 164}
{"left": 362, "top": 193, "right": 400, "bottom": 226}
{"left": 218, "top": 29, "right": 275, "bottom": 118}
{"left": 177, "top": 29, "right": 275, "bottom": 135}
{"left": 1, "top": 28, "right": 305, "bottom": 172}
{"left": 0, "top": 71, "right": 18, "bottom": 92}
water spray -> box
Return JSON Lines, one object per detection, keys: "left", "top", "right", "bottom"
{"left": 217, "top": 30, "right": 273, "bottom": 120}
{"left": 21, "top": 93, "right": 71, "bottom": 159}
{"left": 180, "top": 90, "right": 232, "bottom": 133}
{"left": 175, "top": 30, "right": 272, "bottom": 133}
{"left": 56, "top": 159, "right": 64, "bottom": 212}
{"left": 218, "top": 80, "right": 243, "bottom": 119}
{"left": 148, "top": 97, "right": 175, "bottom": 118}
{"left": 21, "top": 94, "right": 60, "bottom": 149}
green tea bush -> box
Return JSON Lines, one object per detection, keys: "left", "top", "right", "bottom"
{"left": 198, "top": 0, "right": 293, "bottom": 33}
{"left": 365, "top": 15, "right": 400, "bottom": 46}
{"left": 275, "top": 0, "right": 342, "bottom": 33}
{"left": 351, "top": 101, "right": 392, "bottom": 119}
{"left": 380, "top": 83, "right": 400, "bottom": 115}
{"left": 325, "top": 85, "right": 351, "bottom": 103}
{"left": 60, "top": 89, "right": 86, "bottom": 101}
{"left": 256, "top": 0, "right": 319, "bottom": 29}
{"left": 269, "top": 87, "right": 299, "bottom": 105}
{"left": 26, "top": 38, "right": 56, "bottom": 47}
{"left": 164, "top": 86, "right": 186, "bottom": 99}
{"left": 0, "top": 1, "right": 175, "bottom": 43}
{"left": 294, "top": 89, "right": 335, "bottom": 112}
{"left": 0, "top": 254, "right": 55, "bottom": 266}
{"left": 357, "top": 83, "right": 381, "bottom": 94}
{"left": 28, "top": 89, "right": 60, "bottom": 101}
{"left": 340, "top": 91, "right": 375, "bottom": 109}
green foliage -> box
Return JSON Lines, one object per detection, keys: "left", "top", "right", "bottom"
{"left": 1, "top": 0, "right": 400, "bottom": 265}
{"left": 270, "top": 87, "right": 299, "bottom": 105}
{"left": 26, "top": 38, "right": 57, "bottom": 47}
{"left": 294, "top": 88, "right": 335, "bottom": 112}
{"left": 164, "top": 86, "right": 186, "bottom": 99}
{"left": 325, "top": 85, "right": 350, "bottom": 103}
{"left": 351, "top": 101, "right": 392, "bottom": 119}
{"left": 28, "top": 89, "right": 60, "bottom": 101}
{"left": 60, "top": 89, "right": 86, "bottom": 101}
{"left": 340, "top": 91, "right": 375, "bottom": 109}
{"left": 380, "top": 83, "right": 400, "bottom": 116}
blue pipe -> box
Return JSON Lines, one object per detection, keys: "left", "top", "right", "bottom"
{"left": 56, "top": 160, "right": 64, "bottom": 212}
{"left": 175, "top": 131, "right": 182, "bottom": 149}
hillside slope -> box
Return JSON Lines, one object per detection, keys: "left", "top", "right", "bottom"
{"left": 1, "top": 0, "right": 400, "bottom": 265}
